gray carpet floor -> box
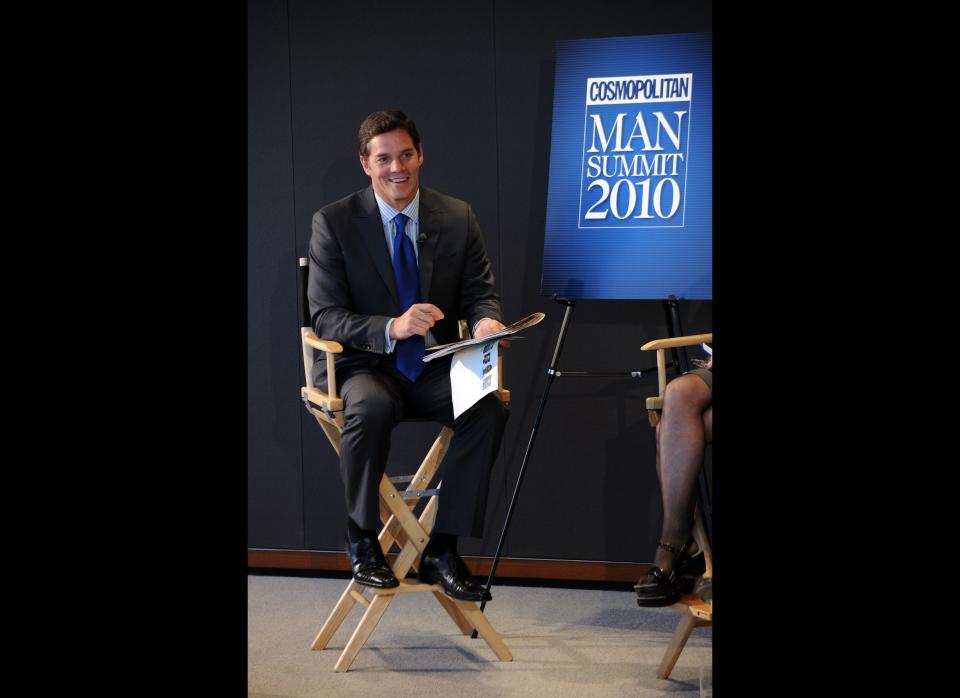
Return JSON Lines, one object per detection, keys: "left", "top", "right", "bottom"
{"left": 248, "top": 574, "right": 711, "bottom": 697}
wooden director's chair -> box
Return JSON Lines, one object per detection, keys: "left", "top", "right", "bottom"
{"left": 297, "top": 257, "right": 513, "bottom": 672}
{"left": 641, "top": 332, "right": 713, "bottom": 680}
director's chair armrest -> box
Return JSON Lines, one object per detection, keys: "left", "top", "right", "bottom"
{"left": 303, "top": 332, "right": 344, "bottom": 354}
{"left": 641, "top": 332, "right": 712, "bottom": 425}
{"left": 640, "top": 332, "right": 712, "bottom": 353}
{"left": 301, "top": 329, "right": 344, "bottom": 414}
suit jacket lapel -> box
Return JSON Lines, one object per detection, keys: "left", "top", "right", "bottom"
{"left": 356, "top": 187, "right": 400, "bottom": 308}
{"left": 417, "top": 188, "right": 443, "bottom": 301}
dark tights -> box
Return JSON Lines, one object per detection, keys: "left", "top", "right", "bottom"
{"left": 652, "top": 373, "right": 712, "bottom": 574}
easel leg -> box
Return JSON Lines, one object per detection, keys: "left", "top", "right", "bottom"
{"left": 473, "top": 298, "right": 577, "bottom": 637}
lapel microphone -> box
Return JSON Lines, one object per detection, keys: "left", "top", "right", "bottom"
{"left": 417, "top": 231, "right": 428, "bottom": 245}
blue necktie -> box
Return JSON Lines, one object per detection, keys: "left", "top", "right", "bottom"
{"left": 392, "top": 213, "right": 425, "bottom": 381}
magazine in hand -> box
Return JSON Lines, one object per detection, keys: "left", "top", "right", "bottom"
{"left": 422, "top": 312, "right": 546, "bottom": 362}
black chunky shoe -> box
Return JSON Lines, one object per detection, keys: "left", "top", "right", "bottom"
{"left": 676, "top": 538, "right": 706, "bottom": 594}
{"left": 635, "top": 539, "right": 692, "bottom": 607}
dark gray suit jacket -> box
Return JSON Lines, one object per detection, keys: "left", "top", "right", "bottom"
{"left": 307, "top": 185, "right": 502, "bottom": 386}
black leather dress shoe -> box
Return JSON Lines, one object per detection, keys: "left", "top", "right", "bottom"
{"left": 418, "top": 548, "right": 491, "bottom": 601}
{"left": 345, "top": 532, "right": 399, "bottom": 589}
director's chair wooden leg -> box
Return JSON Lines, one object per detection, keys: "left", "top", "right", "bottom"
{"left": 313, "top": 428, "right": 449, "bottom": 650}
{"left": 312, "top": 425, "right": 512, "bottom": 670}
{"left": 334, "top": 593, "right": 395, "bottom": 673}
{"left": 333, "top": 513, "right": 441, "bottom": 671}
{"left": 453, "top": 599, "right": 513, "bottom": 661}
{"left": 692, "top": 507, "right": 712, "bottom": 579}
{"left": 651, "top": 486, "right": 713, "bottom": 679}
{"left": 317, "top": 419, "right": 341, "bottom": 454}
{"left": 657, "top": 605, "right": 713, "bottom": 680}
{"left": 312, "top": 499, "right": 435, "bottom": 654}
{"left": 432, "top": 592, "right": 475, "bottom": 636}
{"left": 312, "top": 580, "right": 361, "bottom": 651}
{"left": 656, "top": 610, "right": 699, "bottom": 679}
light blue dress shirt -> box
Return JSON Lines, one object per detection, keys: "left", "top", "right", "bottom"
{"left": 374, "top": 190, "right": 494, "bottom": 354}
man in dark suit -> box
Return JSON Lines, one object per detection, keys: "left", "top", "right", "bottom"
{"left": 307, "top": 110, "right": 508, "bottom": 602}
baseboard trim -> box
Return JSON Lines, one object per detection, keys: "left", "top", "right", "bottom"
{"left": 248, "top": 549, "right": 649, "bottom": 583}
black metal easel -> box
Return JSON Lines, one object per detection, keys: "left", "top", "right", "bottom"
{"left": 470, "top": 297, "right": 576, "bottom": 634}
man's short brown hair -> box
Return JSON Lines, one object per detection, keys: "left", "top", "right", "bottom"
{"left": 358, "top": 110, "right": 422, "bottom": 157}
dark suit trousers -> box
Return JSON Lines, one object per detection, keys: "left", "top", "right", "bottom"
{"left": 337, "top": 354, "right": 509, "bottom": 538}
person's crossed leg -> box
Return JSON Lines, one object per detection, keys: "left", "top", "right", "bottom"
{"left": 636, "top": 364, "right": 712, "bottom": 607}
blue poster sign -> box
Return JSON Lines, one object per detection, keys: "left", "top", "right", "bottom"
{"left": 542, "top": 33, "right": 712, "bottom": 299}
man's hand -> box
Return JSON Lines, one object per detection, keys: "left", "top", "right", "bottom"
{"left": 390, "top": 303, "right": 444, "bottom": 340}
{"left": 707, "top": 356, "right": 712, "bottom": 370}
{"left": 474, "top": 318, "right": 510, "bottom": 348}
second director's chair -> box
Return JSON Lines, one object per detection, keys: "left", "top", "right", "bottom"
{"left": 297, "top": 257, "right": 513, "bottom": 672}
{"left": 641, "top": 332, "right": 713, "bottom": 680}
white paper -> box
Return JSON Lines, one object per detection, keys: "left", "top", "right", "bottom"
{"left": 701, "top": 343, "right": 712, "bottom": 355}
{"left": 449, "top": 339, "right": 499, "bottom": 419}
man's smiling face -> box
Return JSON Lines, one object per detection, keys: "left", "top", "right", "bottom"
{"left": 360, "top": 128, "right": 423, "bottom": 209}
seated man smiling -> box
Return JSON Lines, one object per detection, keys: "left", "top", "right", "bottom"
{"left": 307, "top": 110, "right": 509, "bottom": 601}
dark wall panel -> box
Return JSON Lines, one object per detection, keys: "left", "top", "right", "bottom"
{"left": 248, "top": 0, "right": 305, "bottom": 548}
{"left": 248, "top": 0, "right": 713, "bottom": 563}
